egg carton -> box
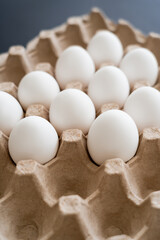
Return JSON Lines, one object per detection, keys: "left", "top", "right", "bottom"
{"left": 0, "top": 7, "right": 160, "bottom": 240}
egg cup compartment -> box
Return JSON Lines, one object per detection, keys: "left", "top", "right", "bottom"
{"left": 0, "top": 8, "right": 160, "bottom": 240}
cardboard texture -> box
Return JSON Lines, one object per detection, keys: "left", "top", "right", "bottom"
{"left": 0, "top": 8, "right": 160, "bottom": 240}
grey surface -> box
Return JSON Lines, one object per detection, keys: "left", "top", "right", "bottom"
{"left": 1, "top": 0, "right": 160, "bottom": 53}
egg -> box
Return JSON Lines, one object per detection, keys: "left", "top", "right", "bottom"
{"left": 8, "top": 116, "right": 59, "bottom": 165}
{"left": 87, "top": 110, "right": 139, "bottom": 165}
{"left": 0, "top": 91, "right": 23, "bottom": 136}
{"left": 124, "top": 86, "right": 160, "bottom": 132}
{"left": 18, "top": 71, "right": 60, "bottom": 110}
{"left": 88, "top": 66, "right": 130, "bottom": 110}
{"left": 87, "top": 30, "right": 123, "bottom": 68}
{"left": 55, "top": 46, "right": 95, "bottom": 89}
{"left": 120, "top": 48, "right": 158, "bottom": 87}
{"left": 49, "top": 89, "right": 95, "bottom": 135}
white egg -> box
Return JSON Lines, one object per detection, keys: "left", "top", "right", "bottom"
{"left": 55, "top": 46, "right": 95, "bottom": 89}
{"left": 8, "top": 116, "right": 59, "bottom": 165}
{"left": 87, "top": 30, "right": 123, "bottom": 68}
{"left": 88, "top": 66, "right": 130, "bottom": 110}
{"left": 49, "top": 89, "right": 95, "bottom": 135}
{"left": 18, "top": 71, "right": 60, "bottom": 110}
{"left": 124, "top": 86, "right": 160, "bottom": 132}
{"left": 87, "top": 110, "right": 139, "bottom": 165}
{"left": 120, "top": 48, "right": 158, "bottom": 87}
{"left": 0, "top": 91, "right": 23, "bottom": 136}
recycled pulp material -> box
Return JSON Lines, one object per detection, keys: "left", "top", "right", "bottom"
{"left": 0, "top": 8, "right": 160, "bottom": 240}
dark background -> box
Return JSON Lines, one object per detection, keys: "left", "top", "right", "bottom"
{"left": 1, "top": 0, "right": 160, "bottom": 53}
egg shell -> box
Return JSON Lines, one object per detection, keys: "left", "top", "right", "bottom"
{"left": 49, "top": 88, "right": 95, "bottom": 135}
{"left": 124, "top": 86, "right": 160, "bottom": 132}
{"left": 87, "top": 110, "right": 139, "bottom": 165}
{"left": 88, "top": 66, "right": 130, "bottom": 110}
{"left": 55, "top": 46, "right": 95, "bottom": 89}
{"left": 8, "top": 116, "right": 59, "bottom": 165}
{"left": 18, "top": 71, "right": 60, "bottom": 110}
{"left": 120, "top": 47, "right": 158, "bottom": 87}
{"left": 0, "top": 91, "right": 23, "bottom": 136}
{"left": 87, "top": 30, "right": 123, "bottom": 68}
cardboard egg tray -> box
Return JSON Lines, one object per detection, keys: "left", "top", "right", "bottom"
{"left": 0, "top": 8, "right": 160, "bottom": 240}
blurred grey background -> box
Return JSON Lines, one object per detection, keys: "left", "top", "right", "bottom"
{"left": 1, "top": 0, "right": 160, "bottom": 53}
